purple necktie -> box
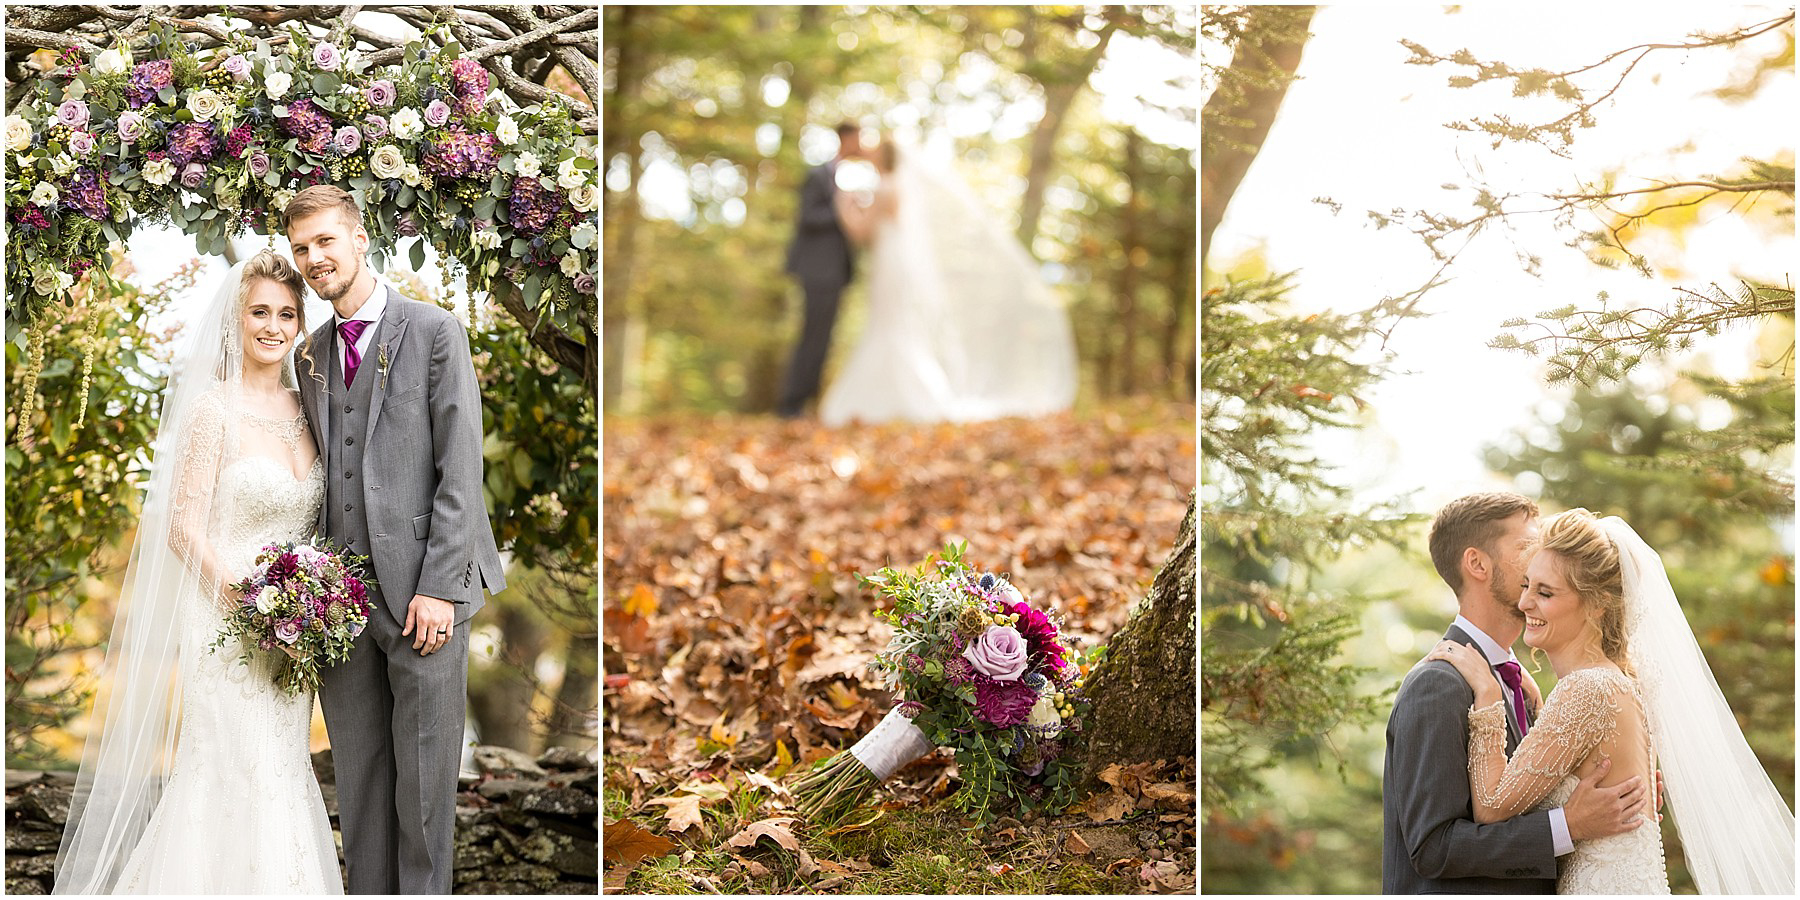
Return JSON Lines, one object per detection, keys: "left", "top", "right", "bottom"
{"left": 338, "top": 319, "right": 369, "bottom": 385}
{"left": 1495, "top": 659, "right": 1530, "bottom": 736}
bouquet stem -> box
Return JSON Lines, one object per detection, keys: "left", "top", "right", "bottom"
{"left": 791, "top": 707, "right": 935, "bottom": 821}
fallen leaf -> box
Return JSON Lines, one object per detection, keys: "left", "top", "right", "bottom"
{"left": 1065, "top": 830, "right": 1092, "bottom": 855}
{"left": 815, "top": 875, "right": 847, "bottom": 891}
{"left": 725, "top": 816, "right": 802, "bottom": 853}
{"left": 644, "top": 795, "right": 704, "bottom": 833}
{"left": 602, "top": 818, "right": 675, "bottom": 867}
{"left": 818, "top": 858, "right": 856, "bottom": 876}
{"left": 744, "top": 770, "right": 792, "bottom": 799}
{"left": 624, "top": 583, "right": 658, "bottom": 617}
{"left": 1083, "top": 788, "right": 1137, "bottom": 823}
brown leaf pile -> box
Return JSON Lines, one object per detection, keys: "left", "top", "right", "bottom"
{"left": 602, "top": 409, "right": 1195, "bottom": 862}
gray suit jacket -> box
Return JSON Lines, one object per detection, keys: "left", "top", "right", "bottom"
{"left": 1381, "top": 624, "right": 1557, "bottom": 894}
{"left": 783, "top": 160, "right": 853, "bottom": 286}
{"left": 299, "top": 289, "right": 506, "bottom": 625}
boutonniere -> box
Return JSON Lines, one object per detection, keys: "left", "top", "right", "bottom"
{"left": 377, "top": 342, "right": 391, "bottom": 390}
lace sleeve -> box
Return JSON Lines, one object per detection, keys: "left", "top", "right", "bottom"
{"left": 1466, "top": 670, "right": 1619, "bottom": 823}
{"left": 167, "top": 392, "right": 235, "bottom": 610}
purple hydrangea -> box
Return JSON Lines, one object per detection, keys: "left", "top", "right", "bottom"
{"left": 421, "top": 128, "right": 500, "bottom": 180}
{"left": 508, "top": 173, "right": 561, "bottom": 236}
{"left": 448, "top": 58, "right": 489, "bottom": 115}
{"left": 63, "top": 168, "right": 110, "bottom": 221}
{"left": 127, "top": 59, "right": 175, "bottom": 109}
{"left": 165, "top": 122, "right": 220, "bottom": 166}
{"left": 973, "top": 677, "right": 1039, "bottom": 727}
{"left": 280, "top": 98, "right": 333, "bottom": 155}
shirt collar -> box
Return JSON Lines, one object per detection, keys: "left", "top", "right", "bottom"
{"left": 1452, "top": 614, "right": 1517, "bottom": 667}
{"left": 334, "top": 273, "right": 387, "bottom": 326}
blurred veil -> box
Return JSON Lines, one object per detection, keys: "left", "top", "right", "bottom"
{"left": 1601, "top": 515, "right": 1795, "bottom": 894}
{"left": 54, "top": 257, "right": 298, "bottom": 894}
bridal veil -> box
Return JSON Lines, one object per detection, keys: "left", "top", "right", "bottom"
{"left": 53, "top": 256, "right": 301, "bottom": 893}
{"left": 1602, "top": 516, "right": 1795, "bottom": 894}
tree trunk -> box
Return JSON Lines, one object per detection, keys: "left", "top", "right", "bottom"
{"left": 468, "top": 602, "right": 550, "bottom": 753}
{"left": 1080, "top": 491, "right": 1196, "bottom": 787}
{"left": 602, "top": 5, "right": 642, "bottom": 413}
{"left": 1163, "top": 162, "right": 1197, "bottom": 398}
{"left": 1200, "top": 6, "right": 1315, "bottom": 268}
{"left": 1016, "top": 17, "right": 1118, "bottom": 253}
{"left": 547, "top": 626, "right": 599, "bottom": 748}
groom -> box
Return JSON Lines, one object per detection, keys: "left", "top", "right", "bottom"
{"left": 285, "top": 185, "right": 507, "bottom": 894}
{"left": 776, "top": 121, "right": 863, "bottom": 419}
{"left": 1381, "top": 492, "right": 1650, "bottom": 893}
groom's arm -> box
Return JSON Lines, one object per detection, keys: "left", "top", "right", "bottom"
{"left": 797, "top": 167, "right": 840, "bottom": 231}
{"left": 414, "top": 310, "right": 487, "bottom": 604}
{"left": 1391, "top": 663, "right": 1560, "bottom": 881}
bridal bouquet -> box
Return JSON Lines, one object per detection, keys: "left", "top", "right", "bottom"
{"left": 793, "top": 544, "right": 1090, "bottom": 822}
{"left": 214, "top": 541, "right": 374, "bottom": 696}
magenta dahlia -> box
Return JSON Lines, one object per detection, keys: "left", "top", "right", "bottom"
{"left": 973, "top": 677, "right": 1038, "bottom": 727}
{"left": 1006, "top": 600, "right": 1067, "bottom": 670}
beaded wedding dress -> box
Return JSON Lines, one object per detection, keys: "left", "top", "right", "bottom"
{"left": 109, "top": 390, "right": 340, "bottom": 893}
{"left": 1467, "top": 667, "right": 1669, "bottom": 894}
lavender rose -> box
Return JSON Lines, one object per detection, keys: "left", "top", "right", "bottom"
{"left": 312, "top": 42, "right": 341, "bottom": 71}
{"left": 574, "top": 272, "right": 596, "bottom": 295}
{"left": 222, "top": 53, "right": 252, "bottom": 82}
{"left": 248, "top": 151, "right": 271, "bottom": 178}
{"left": 180, "top": 162, "right": 207, "bottom": 189}
{"left": 365, "top": 79, "right": 396, "bottom": 109}
{"left": 274, "top": 619, "right": 303, "bottom": 644}
{"left": 962, "top": 625, "right": 1029, "bottom": 681}
{"left": 69, "top": 131, "right": 96, "bottom": 155}
{"left": 333, "top": 125, "right": 362, "bottom": 154}
{"left": 424, "top": 99, "right": 453, "bottom": 128}
{"left": 55, "top": 99, "right": 90, "bottom": 130}
{"left": 116, "top": 111, "right": 145, "bottom": 144}
{"left": 362, "top": 114, "right": 389, "bottom": 141}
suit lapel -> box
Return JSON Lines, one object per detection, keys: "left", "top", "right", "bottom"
{"left": 1442, "top": 624, "right": 1524, "bottom": 750}
{"left": 362, "top": 288, "right": 410, "bottom": 448}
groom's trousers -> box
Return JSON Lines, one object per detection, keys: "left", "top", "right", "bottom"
{"left": 777, "top": 276, "right": 846, "bottom": 417}
{"left": 319, "top": 584, "right": 470, "bottom": 895}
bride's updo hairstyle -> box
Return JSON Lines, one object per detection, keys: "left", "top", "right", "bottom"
{"left": 1528, "top": 508, "right": 1633, "bottom": 676}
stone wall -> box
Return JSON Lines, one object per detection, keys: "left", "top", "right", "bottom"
{"left": 5, "top": 744, "right": 597, "bottom": 894}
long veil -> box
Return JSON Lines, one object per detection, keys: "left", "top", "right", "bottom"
{"left": 887, "top": 139, "right": 1078, "bottom": 420}
{"left": 1601, "top": 516, "right": 1795, "bottom": 894}
{"left": 53, "top": 258, "right": 295, "bottom": 893}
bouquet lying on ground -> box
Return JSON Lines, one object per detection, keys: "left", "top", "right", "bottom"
{"left": 212, "top": 540, "right": 374, "bottom": 696}
{"left": 793, "top": 543, "right": 1091, "bottom": 822}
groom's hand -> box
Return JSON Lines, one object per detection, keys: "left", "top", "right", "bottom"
{"left": 1563, "top": 757, "right": 1649, "bottom": 841}
{"left": 403, "top": 594, "right": 456, "bottom": 656}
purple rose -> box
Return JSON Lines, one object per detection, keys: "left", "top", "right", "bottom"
{"left": 274, "top": 619, "right": 303, "bottom": 644}
{"left": 574, "top": 273, "right": 596, "bottom": 294}
{"left": 312, "top": 42, "right": 341, "bottom": 71}
{"left": 365, "top": 79, "right": 396, "bottom": 109}
{"left": 180, "top": 162, "right": 207, "bottom": 189}
{"left": 222, "top": 53, "right": 252, "bottom": 82}
{"left": 362, "top": 114, "right": 389, "bottom": 141}
{"left": 334, "top": 125, "right": 362, "bottom": 154}
{"left": 397, "top": 213, "right": 420, "bottom": 237}
{"left": 69, "top": 131, "right": 95, "bottom": 155}
{"left": 56, "top": 99, "right": 90, "bottom": 129}
{"left": 963, "top": 625, "right": 1029, "bottom": 681}
{"left": 424, "top": 99, "right": 452, "bottom": 128}
{"left": 117, "top": 111, "right": 145, "bottom": 144}
{"left": 248, "top": 151, "right": 271, "bottom": 178}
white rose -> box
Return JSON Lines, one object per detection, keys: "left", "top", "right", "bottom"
{"left": 58, "top": 272, "right": 75, "bottom": 292}
{"left": 494, "top": 114, "right": 519, "bottom": 146}
{"left": 265, "top": 70, "right": 293, "bottom": 100}
{"left": 142, "top": 158, "right": 176, "bottom": 187}
{"left": 1027, "top": 691, "right": 1062, "bottom": 735}
{"left": 255, "top": 585, "right": 279, "bottom": 614}
{"left": 568, "top": 183, "right": 598, "bottom": 213}
{"left": 401, "top": 163, "right": 423, "bottom": 187}
{"left": 390, "top": 108, "right": 423, "bottom": 140}
{"left": 49, "top": 153, "right": 76, "bottom": 177}
{"left": 368, "top": 144, "right": 406, "bottom": 180}
{"left": 186, "top": 88, "right": 226, "bottom": 122}
{"left": 32, "top": 269, "right": 60, "bottom": 295}
{"left": 95, "top": 46, "right": 132, "bottom": 75}
{"left": 556, "top": 157, "right": 583, "bottom": 190}
{"left": 29, "top": 181, "right": 59, "bottom": 207}
{"left": 4, "top": 115, "right": 31, "bottom": 152}
{"left": 570, "top": 222, "right": 597, "bottom": 247}
{"left": 515, "top": 152, "right": 540, "bottom": 179}
{"left": 271, "top": 187, "right": 296, "bottom": 212}
{"left": 559, "top": 250, "right": 583, "bottom": 278}
{"left": 472, "top": 229, "right": 502, "bottom": 250}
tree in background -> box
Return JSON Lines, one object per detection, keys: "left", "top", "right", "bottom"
{"left": 602, "top": 5, "right": 1196, "bottom": 414}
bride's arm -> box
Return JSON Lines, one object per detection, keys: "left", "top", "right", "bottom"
{"left": 1465, "top": 673, "right": 1614, "bottom": 823}
{"left": 167, "top": 396, "right": 239, "bottom": 609}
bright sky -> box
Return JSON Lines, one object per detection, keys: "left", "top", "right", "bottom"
{"left": 1206, "top": 4, "right": 1795, "bottom": 515}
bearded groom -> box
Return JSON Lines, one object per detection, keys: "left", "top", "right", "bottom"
{"left": 286, "top": 185, "right": 507, "bottom": 894}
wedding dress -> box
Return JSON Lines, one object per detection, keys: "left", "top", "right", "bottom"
{"left": 55, "top": 258, "right": 343, "bottom": 894}
{"left": 819, "top": 142, "right": 1077, "bottom": 425}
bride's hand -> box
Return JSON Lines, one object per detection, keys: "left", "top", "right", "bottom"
{"left": 1425, "top": 640, "right": 1503, "bottom": 707}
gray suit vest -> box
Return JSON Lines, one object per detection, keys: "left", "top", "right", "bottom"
{"left": 325, "top": 339, "right": 382, "bottom": 600}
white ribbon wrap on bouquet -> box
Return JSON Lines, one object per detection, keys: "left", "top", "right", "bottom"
{"left": 848, "top": 707, "right": 936, "bottom": 781}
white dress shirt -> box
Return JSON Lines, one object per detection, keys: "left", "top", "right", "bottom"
{"left": 1452, "top": 614, "right": 1575, "bottom": 856}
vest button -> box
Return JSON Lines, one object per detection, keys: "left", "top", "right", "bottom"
{"left": 344, "top": 504, "right": 353, "bottom": 511}
{"left": 345, "top": 406, "right": 354, "bottom": 414}
{"left": 345, "top": 472, "right": 353, "bottom": 479}
{"left": 345, "top": 436, "right": 354, "bottom": 445}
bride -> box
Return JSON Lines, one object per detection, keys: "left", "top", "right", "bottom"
{"left": 54, "top": 250, "right": 342, "bottom": 894}
{"left": 1428, "top": 508, "right": 1794, "bottom": 894}
{"left": 818, "top": 134, "right": 1077, "bottom": 426}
